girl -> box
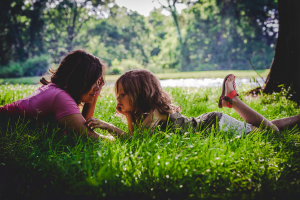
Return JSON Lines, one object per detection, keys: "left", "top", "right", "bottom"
{"left": 0, "top": 50, "right": 113, "bottom": 140}
{"left": 86, "top": 69, "right": 300, "bottom": 136}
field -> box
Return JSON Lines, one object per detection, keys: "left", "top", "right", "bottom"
{"left": 1, "top": 83, "right": 300, "bottom": 200}
{"left": 0, "top": 69, "right": 270, "bottom": 84}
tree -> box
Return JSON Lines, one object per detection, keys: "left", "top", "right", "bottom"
{"left": 86, "top": 5, "right": 150, "bottom": 66}
{"left": 263, "top": 0, "right": 300, "bottom": 102}
{"left": 184, "top": 0, "right": 278, "bottom": 71}
{"left": 155, "top": 0, "right": 191, "bottom": 71}
{"left": 147, "top": 8, "right": 181, "bottom": 70}
{"left": 43, "top": 0, "right": 112, "bottom": 63}
{"left": 156, "top": 0, "right": 184, "bottom": 45}
{"left": 0, "top": 0, "right": 47, "bottom": 65}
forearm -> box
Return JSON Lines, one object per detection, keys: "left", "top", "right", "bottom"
{"left": 82, "top": 96, "right": 98, "bottom": 120}
{"left": 108, "top": 125, "right": 130, "bottom": 138}
{"left": 108, "top": 114, "right": 134, "bottom": 137}
{"left": 73, "top": 122, "right": 112, "bottom": 140}
{"left": 58, "top": 114, "right": 114, "bottom": 141}
{"left": 86, "top": 126, "right": 107, "bottom": 140}
{"left": 127, "top": 115, "right": 134, "bottom": 134}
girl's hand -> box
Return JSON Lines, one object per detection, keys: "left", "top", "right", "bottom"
{"left": 116, "top": 104, "right": 131, "bottom": 117}
{"left": 86, "top": 117, "right": 114, "bottom": 131}
{"left": 116, "top": 105, "right": 134, "bottom": 133}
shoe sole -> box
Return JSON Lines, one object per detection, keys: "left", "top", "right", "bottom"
{"left": 218, "top": 74, "right": 234, "bottom": 108}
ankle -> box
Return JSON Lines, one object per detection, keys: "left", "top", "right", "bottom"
{"left": 221, "top": 99, "right": 229, "bottom": 108}
{"left": 230, "top": 97, "right": 240, "bottom": 109}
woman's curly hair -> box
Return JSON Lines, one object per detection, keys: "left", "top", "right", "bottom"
{"left": 40, "top": 49, "right": 106, "bottom": 104}
{"left": 115, "top": 69, "right": 181, "bottom": 122}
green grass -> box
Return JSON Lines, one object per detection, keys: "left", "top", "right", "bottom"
{"left": 0, "top": 76, "right": 42, "bottom": 84}
{"left": 1, "top": 83, "right": 300, "bottom": 199}
{"left": 0, "top": 69, "right": 270, "bottom": 84}
{"left": 154, "top": 70, "right": 270, "bottom": 80}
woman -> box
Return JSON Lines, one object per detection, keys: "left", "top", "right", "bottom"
{"left": 86, "top": 70, "right": 300, "bottom": 136}
{"left": 0, "top": 50, "right": 113, "bottom": 140}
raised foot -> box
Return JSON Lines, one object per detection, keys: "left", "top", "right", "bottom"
{"left": 221, "top": 75, "right": 238, "bottom": 108}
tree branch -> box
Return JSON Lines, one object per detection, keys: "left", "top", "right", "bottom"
{"left": 248, "top": 58, "right": 266, "bottom": 84}
{"left": 156, "top": 0, "right": 169, "bottom": 10}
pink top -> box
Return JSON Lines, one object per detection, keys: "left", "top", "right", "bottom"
{"left": 6, "top": 83, "right": 80, "bottom": 123}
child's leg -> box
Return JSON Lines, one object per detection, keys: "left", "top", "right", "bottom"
{"left": 222, "top": 75, "right": 278, "bottom": 131}
{"left": 271, "top": 115, "right": 300, "bottom": 130}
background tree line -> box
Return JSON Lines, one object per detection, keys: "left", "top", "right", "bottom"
{"left": 0, "top": 0, "right": 278, "bottom": 78}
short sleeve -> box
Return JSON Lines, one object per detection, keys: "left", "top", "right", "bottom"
{"left": 52, "top": 91, "right": 81, "bottom": 120}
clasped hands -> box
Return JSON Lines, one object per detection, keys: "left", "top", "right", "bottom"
{"left": 85, "top": 117, "right": 116, "bottom": 141}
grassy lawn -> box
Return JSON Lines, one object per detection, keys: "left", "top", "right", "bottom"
{"left": 0, "top": 76, "right": 42, "bottom": 85}
{"left": 0, "top": 69, "right": 270, "bottom": 84}
{"left": 1, "top": 83, "right": 300, "bottom": 199}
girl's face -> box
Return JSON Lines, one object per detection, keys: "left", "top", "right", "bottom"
{"left": 116, "top": 82, "right": 133, "bottom": 112}
{"left": 79, "top": 78, "right": 103, "bottom": 103}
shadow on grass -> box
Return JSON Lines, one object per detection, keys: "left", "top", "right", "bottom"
{"left": 1, "top": 121, "right": 300, "bottom": 200}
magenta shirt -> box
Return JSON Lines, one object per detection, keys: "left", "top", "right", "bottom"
{"left": 6, "top": 83, "right": 80, "bottom": 123}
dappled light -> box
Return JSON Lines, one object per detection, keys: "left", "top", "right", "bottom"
{"left": 1, "top": 0, "right": 300, "bottom": 199}
{"left": 1, "top": 84, "right": 300, "bottom": 199}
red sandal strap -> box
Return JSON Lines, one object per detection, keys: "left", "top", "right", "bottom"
{"left": 228, "top": 102, "right": 232, "bottom": 108}
{"left": 227, "top": 90, "right": 238, "bottom": 99}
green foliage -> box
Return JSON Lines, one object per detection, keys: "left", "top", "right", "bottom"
{"left": 0, "top": 55, "right": 52, "bottom": 78}
{"left": 86, "top": 5, "right": 150, "bottom": 67}
{"left": 43, "top": 0, "right": 114, "bottom": 63}
{"left": 0, "top": 69, "right": 271, "bottom": 85}
{"left": 0, "top": 0, "right": 46, "bottom": 65}
{"left": 108, "top": 59, "right": 144, "bottom": 74}
{"left": 0, "top": 1, "right": 279, "bottom": 76}
{"left": 183, "top": 0, "right": 278, "bottom": 71}
{"left": 1, "top": 84, "right": 300, "bottom": 199}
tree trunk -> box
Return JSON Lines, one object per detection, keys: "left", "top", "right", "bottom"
{"left": 263, "top": 0, "right": 300, "bottom": 101}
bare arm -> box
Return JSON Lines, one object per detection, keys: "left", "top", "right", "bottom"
{"left": 116, "top": 106, "right": 134, "bottom": 135}
{"left": 58, "top": 114, "right": 114, "bottom": 140}
{"left": 86, "top": 117, "right": 133, "bottom": 138}
{"left": 82, "top": 92, "right": 100, "bottom": 120}
{"left": 126, "top": 115, "right": 134, "bottom": 133}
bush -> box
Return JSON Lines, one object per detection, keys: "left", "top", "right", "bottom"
{"left": 108, "top": 59, "right": 144, "bottom": 75}
{"left": 0, "top": 55, "right": 52, "bottom": 78}
{"left": 0, "top": 63, "right": 24, "bottom": 78}
{"left": 111, "top": 68, "right": 121, "bottom": 75}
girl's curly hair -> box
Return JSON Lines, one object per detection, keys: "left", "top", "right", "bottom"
{"left": 115, "top": 69, "right": 181, "bottom": 122}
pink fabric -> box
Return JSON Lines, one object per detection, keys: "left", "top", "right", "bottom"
{"left": 6, "top": 83, "right": 80, "bottom": 123}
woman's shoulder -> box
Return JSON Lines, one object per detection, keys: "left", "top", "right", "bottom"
{"left": 47, "top": 83, "right": 63, "bottom": 92}
{"left": 39, "top": 83, "right": 71, "bottom": 98}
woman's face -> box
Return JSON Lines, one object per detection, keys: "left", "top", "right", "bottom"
{"left": 116, "top": 82, "right": 133, "bottom": 112}
{"left": 79, "top": 78, "right": 103, "bottom": 103}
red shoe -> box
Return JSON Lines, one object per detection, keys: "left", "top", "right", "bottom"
{"left": 218, "top": 74, "right": 239, "bottom": 108}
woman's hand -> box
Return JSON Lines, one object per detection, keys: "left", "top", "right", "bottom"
{"left": 86, "top": 117, "right": 114, "bottom": 132}
{"left": 58, "top": 114, "right": 115, "bottom": 140}
{"left": 82, "top": 89, "right": 101, "bottom": 120}
{"left": 86, "top": 117, "right": 130, "bottom": 138}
